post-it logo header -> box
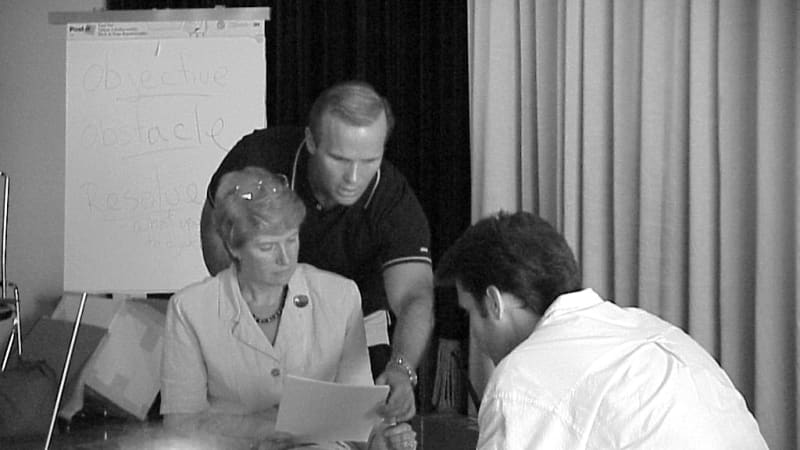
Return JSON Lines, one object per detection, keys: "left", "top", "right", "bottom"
{"left": 68, "top": 24, "right": 96, "bottom": 35}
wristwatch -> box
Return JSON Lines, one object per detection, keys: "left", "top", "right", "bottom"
{"left": 387, "top": 353, "right": 418, "bottom": 387}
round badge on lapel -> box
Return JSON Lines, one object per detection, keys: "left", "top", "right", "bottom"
{"left": 293, "top": 295, "right": 309, "bottom": 308}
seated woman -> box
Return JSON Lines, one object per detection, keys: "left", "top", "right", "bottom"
{"left": 161, "top": 167, "right": 416, "bottom": 450}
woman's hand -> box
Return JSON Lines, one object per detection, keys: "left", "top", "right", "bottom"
{"left": 369, "top": 422, "right": 417, "bottom": 450}
{"left": 250, "top": 431, "right": 297, "bottom": 450}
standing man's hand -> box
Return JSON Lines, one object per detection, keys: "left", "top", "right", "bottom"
{"left": 376, "top": 362, "right": 416, "bottom": 423}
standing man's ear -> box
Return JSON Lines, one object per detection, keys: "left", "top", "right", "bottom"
{"left": 304, "top": 127, "right": 317, "bottom": 154}
{"left": 485, "top": 286, "right": 505, "bottom": 320}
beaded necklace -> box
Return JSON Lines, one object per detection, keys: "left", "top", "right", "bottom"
{"left": 253, "top": 307, "right": 282, "bottom": 324}
{"left": 251, "top": 287, "right": 287, "bottom": 324}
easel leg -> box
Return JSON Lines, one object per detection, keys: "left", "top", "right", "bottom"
{"left": 1, "top": 328, "right": 15, "bottom": 371}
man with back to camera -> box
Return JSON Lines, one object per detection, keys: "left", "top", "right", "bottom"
{"left": 435, "top": 211, "right": 768, "bottom": 449}
{"left": 200, "top": 81, "right": 433, "bottom": 423}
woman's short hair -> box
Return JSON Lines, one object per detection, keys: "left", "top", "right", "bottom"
{"left": 435, "top": 211, "right": 582, "bottom": 317}
{"left": 212, "top": 166, "right": 306, "bottom": 254}
{"left": 308, "top": 80, "right": 395, "bottom": 144}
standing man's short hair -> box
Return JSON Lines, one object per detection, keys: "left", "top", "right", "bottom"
{"left": 435, "top": 211, "right": 582, "bottom": 316}
{"left": 307, "top": 81, "right": 395, "bottom": 144}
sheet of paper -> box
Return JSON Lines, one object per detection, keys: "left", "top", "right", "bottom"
{"left": 275, "top": 375, "right": 390, "bottom": 443}
{"left": 363, "top": 309, "right": 390, "bottom": 347}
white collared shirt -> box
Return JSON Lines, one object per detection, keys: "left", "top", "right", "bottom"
{"left": 477, "top": 288, "right": 768, "bottom": 450}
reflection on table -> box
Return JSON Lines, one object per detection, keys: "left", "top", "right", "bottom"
{"left": 1, "top": 412, "right": 478, "bottom": 450}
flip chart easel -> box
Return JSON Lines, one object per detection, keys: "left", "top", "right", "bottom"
{"left": 51, "top": 7, "right": 270, "bottom": 294}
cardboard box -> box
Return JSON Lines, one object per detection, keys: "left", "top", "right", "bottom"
{"left": 82, "top": 298, "right": 166, "bottom": 420}
{"left": 51, "top": 294, "right": 167, "bottom": 421}
{"left": 23, "top": 316, "right": 106, "bottom": 396}
{"left": 50, "top": 292, "right": 122, "bottom": 329}
{"left": 49, "top": 293, "right": 120, "bottom": 420}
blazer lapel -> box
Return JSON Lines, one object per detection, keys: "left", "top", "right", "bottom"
{"left": 273, "top": 266, "right": 314, "bottom": 373}
{"left": 220, "top": 268, "right": 281, "bottom": 361}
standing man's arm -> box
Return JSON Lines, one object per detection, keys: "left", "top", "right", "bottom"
{"left": 200, "top": 199, "right": 232, "bottom": 276}
{"left": 377, "top": 261, "right": 434, "bottom": 422}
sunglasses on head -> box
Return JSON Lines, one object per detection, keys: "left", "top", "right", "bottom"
{"left": 231, "top": 173, "right": 289, "bottom": 201}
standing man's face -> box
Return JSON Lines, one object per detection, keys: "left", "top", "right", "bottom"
{"left": 305, "top": 111, "right": 387, "bottom": 208}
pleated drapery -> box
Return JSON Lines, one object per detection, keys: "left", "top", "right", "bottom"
{"left": 468, "top": 1, "right": 798, "bottom": 449}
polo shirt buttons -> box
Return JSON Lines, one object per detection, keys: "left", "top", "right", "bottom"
{"left": 271, "top": 368, "right": 281, "bottom": 377}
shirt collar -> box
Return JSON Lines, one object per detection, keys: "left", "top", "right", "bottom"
{"left": 540, "top": 288, "right": 604, "bottom": 322}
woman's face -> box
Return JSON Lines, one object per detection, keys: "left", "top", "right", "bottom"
{"left": 232, "top": 228, "right": 300, "bottom": 287}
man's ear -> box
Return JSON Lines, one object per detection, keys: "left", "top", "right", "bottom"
{"left": 304, "top": 127, "right": 316, "bottom": 154}
{"left": 226, "top": 244, "right": 240, "bottom": 264}
{"left": 485, "top": 285, "right": 505, "bottom": 320}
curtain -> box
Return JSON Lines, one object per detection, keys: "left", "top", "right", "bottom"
{"left": 468, "top": 1, "right": 798, "bottom": 449}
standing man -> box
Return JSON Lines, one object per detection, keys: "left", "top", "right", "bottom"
{"left": 200, "top": 81, "right": 433, "bottom": 423}
{"left": 435, "top": 211, "right": 768, "bottom": 449}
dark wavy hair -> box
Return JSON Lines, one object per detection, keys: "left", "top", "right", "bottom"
{"left": 435, "top": 211, "right": 581, "bottom": 317}
{"left": 307, "top": 80, "right": 395, "bottom": 144}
